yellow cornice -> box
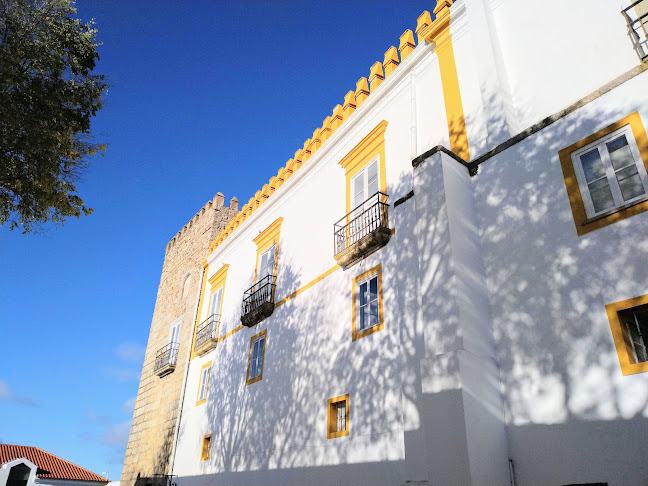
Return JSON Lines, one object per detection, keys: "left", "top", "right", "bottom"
{"left": 253, "top": 217, "right": 283, "bottom": 249}
{"left": 208, "top": 263, "right": 229, "bottom": 287}
{"left": 338, "top": 121, "right": 389, "bottom": 175}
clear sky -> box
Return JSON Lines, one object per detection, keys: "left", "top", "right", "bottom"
{"left": 0, "top": 1, "right": 429, "bottom": 480}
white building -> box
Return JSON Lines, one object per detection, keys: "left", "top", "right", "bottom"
{"left": 137, "top": 0, "right": 648, "bottom": 485}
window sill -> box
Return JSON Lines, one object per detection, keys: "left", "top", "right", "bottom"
{"left": 582, "top": 195, "right": 648, "bottom": 226}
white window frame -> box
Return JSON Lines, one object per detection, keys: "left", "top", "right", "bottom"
{"left": 257, "top": 244, "right": 276, "bottom": 283}
{"left": 351, "top": 156, "right": 380, "bottom": 211}
{"left": 209, "top": 286, "right": 223, "bottom": 318}
{"left": 356, "top": 271, "right": 380, "bottom": 332}
{"left": 571, "top": 124, "right": 648, "bottom": 218}
{"left": 169, "top": 319, "right": 181, "bottom": 345}
{"left": 198, "top": 364, "right": 211, "bottom": 402}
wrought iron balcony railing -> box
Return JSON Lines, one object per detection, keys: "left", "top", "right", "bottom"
{"left": 195, "top": 314, "right": 220, "bottom": 355}
{"left": 154, "top": 342, "right": 179, "bottom": 376}
{"left": 623, "top": 0, "right": 648, "bottom": 60}
{"left": 241, "top": 274, "right": 276, "bottom": 327}
{"left": 333, "top": 192, "right": 390, "bottom": 269}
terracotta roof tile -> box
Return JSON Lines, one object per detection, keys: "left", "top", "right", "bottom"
{"left": 0, "top": 444, "right": 109, "bottom": 482}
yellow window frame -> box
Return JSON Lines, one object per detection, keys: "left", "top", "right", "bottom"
{"left": 200, "top": 434, "right": 212, "bottom": 461}
{"left": 606, "top": 293, "right": 648, "bottom": 376}
{"left": 245, "top": 329, "right": 267, "bottom": 386}
{"left": 252, "top": 218, "right": 283, "bottom": 298}
{"left": 195, "top": 360, "right": 212, "bottom": 406}
{"left": 191, "top": 263, "right": 229, "bottom": 361}
{"left": 339, "top": 121, "right": 388, "bottom": 214}
{"left": 558, "top": 112, "right": 648, "bottom": 236}
{"left": 351, "top": 263, "right": 385, "bottom": 341}
{"left": 327, "top": 393, "right": 350, "bottom": 439}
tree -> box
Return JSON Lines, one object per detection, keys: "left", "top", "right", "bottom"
{"left": 0, "top": 0, "right": 108, "bottom": 233}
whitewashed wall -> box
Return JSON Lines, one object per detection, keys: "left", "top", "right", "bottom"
{"left": 475, "top": 70, "right": 648, "bottom": 486}
{"left": 169, "top": 1, "right": 648, "bottom": 484}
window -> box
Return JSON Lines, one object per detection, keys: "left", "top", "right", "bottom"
{"left": 352, "top": 157, "right": 380, "bottom": 210}
{"left": 327, "top": 394, "right": 349, "bottom": 439}
{"left": 572, "top": 128, "right": 647, "bottom": 216}
{"left": 257, "top": 245, "right": 276, "bottom": 283}
{"left": 200, "top": 434, "right": 211, "bottom": 461}
{"left": 210, "top": 286, "right": 223, "bottom": 318}
{"left": 352, "top": 264, "right": 384, "bottom": 341}
{"left": 559, "top": 112, "right": 648, "bottom": 236}
{"left": 196, "top": 361, "right": 211, "bottom": 405}
{"left": 606, "top": 293, "right": 648, "bottom": 375}
{"left": 246, "top": 329, "right": 267, "bottom": 385}
{"left": 169, "top": 320, "right": 181, "bottom": 345}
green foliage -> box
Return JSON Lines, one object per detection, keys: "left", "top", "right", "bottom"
{"left": 0, "top": 0, "right": 108, "bottom": 233}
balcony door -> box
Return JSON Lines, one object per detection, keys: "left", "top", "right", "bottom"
{"left": 210, "top": 286, "right": 223, "bottom": 319}
{"left": 169, "top": 321, "right": 181, "bottom": 345}
{"left": 350, "top": 158, "right": 380, "bottom": 243}
{"left": 257, "top": 245, "right": 276, "bottom": 283}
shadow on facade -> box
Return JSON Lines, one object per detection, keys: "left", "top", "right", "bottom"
{"left": 173, "top": 92, "right": 648, "bottom": 485}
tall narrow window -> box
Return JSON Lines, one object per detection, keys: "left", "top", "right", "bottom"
{"left": 196, "top": 361, "right": 211, "bottom": 405}
{"left": 246, "top": 329, "right": 267, "bottom": 386}
{"left": 201, "top": 434, "right": 211, "bottom": 461}
{"left": 606, "top": 294, "right": 648, "bottom": 375}
{"left": 257, "top": 245, "right": 276, "bottom": 284}
{"left": 352, "top": 158, "right": 380, "bottom": 210}
{"left": 169, "top": 321, "right": 181, "bottom": 345}
{"left": 352, "top": 264, "right": 384, "bottom": 341}
{"left": 327, "top": 394, "right": 349, "bottom": 439}
{"left": 210, "top": 287, "right": 223, "bottom": 317}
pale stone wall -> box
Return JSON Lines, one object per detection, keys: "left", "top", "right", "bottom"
{"left": 121, "top": 194, "right": 237, "bottom": 486}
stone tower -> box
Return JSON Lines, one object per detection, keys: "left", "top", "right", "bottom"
{"left": 121, "top": 193, "right": 238, "bottom": 486}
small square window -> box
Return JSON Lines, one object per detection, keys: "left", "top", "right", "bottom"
{"left": 559, "top": 112, "right": 648, "bottom": 236}
{"left": 606, "top": 294, "right": 648, "bottom": 375}
{"left": 352, "top": 264, "right": 384, "bottom": 341}
{"left": 196, "top": 361, "right": 211, "bottom": 406}
{"left": 200, "top": 434, "right": 211, "bottom": 461}
{"left": 327, "top": 394, "right": 349, "bottom": 439}
{"left": 246, "top": 329, "right": 267, "bottom": 386}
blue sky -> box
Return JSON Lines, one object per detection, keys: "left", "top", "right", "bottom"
{"left": 0, "top": 1, "right": 428, "bottom": 480}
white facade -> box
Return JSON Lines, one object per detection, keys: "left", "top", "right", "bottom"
{"left": 162, "top": 1, "right": 648, "bottom": 485}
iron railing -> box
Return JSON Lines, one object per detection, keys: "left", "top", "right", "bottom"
{"left": 154, "top": 342, "right": 179, "bottom": 373}
{"left": 242, "top": 274, "right": 276, "bottom": 316}
{"left": 334, "top": 192, "right": 389, "bottom": 256}
{"left": 195, "top": 314, "right": 220, "bottom": 351}
{"left": 623, "top": 0, "right": 648, "bottom": 60}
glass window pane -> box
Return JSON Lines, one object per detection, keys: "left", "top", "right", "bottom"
{"left": 359, "top": 282, "right": 367, "bottom": 307}
{"left": 580, "top": 149, "right": 606, "bottom": 183}
{"left": 615, "top": 164, "right": 646, "bottom": 202}
{"left": 607, "top": 135, "right": 634, "bottom": 171}
{"left": 369, "top": 276, "right": 378, "bottom": 299}
{"left": 588, "top": 177, "right": 615, "bottom": 213}
{"left": 367, "top": 162, "right": 379, "bottom": 196}
{"left": 354, "top": 173, "right": 365, "bottom": 207}
{"left": 370, "top": 300, "right": 379, "bottom": 327}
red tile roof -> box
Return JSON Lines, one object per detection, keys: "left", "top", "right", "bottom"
{"left": 0, "top": 444, "right": 109, "bottom": 482}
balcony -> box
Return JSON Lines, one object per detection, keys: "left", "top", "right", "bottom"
{"left": 195, "top": 314, "right": 220, "bottom": 356}
{"left": 154, "top": 342, "right": 179, "bottom": 377}
{"left": 623, "top": 0, "right": 648, "bottom": 60}
{"left": 334, "top": 192, "right": 390, "bottom": 269}
{"left": 241, "top": 274, "right": 276, "bottom": 327}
